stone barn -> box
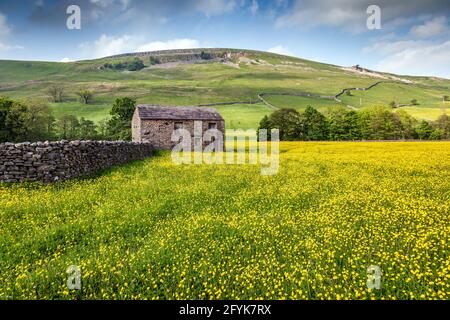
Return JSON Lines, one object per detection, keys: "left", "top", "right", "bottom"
{"left": 132, "top": 105, "right": 225, "bottom": 150}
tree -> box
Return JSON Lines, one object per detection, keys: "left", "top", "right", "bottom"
{"left": 127, "top": 58, "right": 145, "bottom": 71}
{"left": 266, "top": 108, "right": 303, "bottom": 141}
{"left": 79, "top": 117, "right": 98, "bottom": 139}
{"left": 200, "top": 51, "right": 212, "bottom": 60}
{"left": 76, "top": 90, "right": 94, "bottom": 104}
{"left": 302, "top": 105, "right": 329, "bottom": 140}
{"left": 443, "top": 95, "right": 449, "bottom": 102}
{"left": 396, "top": 109, "right": 418, "bottom": 139}
{"left": 111, "top": 97, "right": 136, "bottom": 120}
{"left": 149, "top": 56, "right": 160, "bottom": 65}
{"left": 5, "top": 100, "right": 54, "bottom": 142}
{"left": 0, "top": 96, "right": 15, "bottom": 142}
{"left": 326, "top": 107, "right": 347, "bottom": 140}
{"left": 416, "top": 120, "right": 433, "bottom": 140}
{"left": 433, "top": 114, "right": 450, "bottom": 139}
{"left": 429, "top": 129, "right": 443, "bottom": 140}
{"left": 359, "top": 106, "right": 402, "bottom": 140}
{"left": 343, "top": 110, "right": 361, "bottom": 140}
{"left": 47, "top": 85, "right": 65, "bottom": 102}
{"left": 257, "top": 115, "right": 272, "bottom": 140}
{"left": 389, "top": 101, "right": 396, "bottom": 108}
{"left": 410, "top": 99, "right": 418, "bottom": 105}
{"left": 57, "top": 115, "right": 80, "bottom": 140}
{"left": 107, "top": 97, "right": 136, "bottom": 140}
{"left": 97, "top": 118, "right": 109, "bottom": 139}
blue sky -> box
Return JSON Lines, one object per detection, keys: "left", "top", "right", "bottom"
{"left": 0, "top": 0, "right": 449, "bottom": 78}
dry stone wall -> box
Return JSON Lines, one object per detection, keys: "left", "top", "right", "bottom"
{"left": 0, "top": 140, "right": 153, "bottom": 183}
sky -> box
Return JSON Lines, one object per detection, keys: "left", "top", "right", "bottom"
{"left": 0, "top": 0, "right": 449, "bottom": 78}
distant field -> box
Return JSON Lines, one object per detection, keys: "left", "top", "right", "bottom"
{"left": 1, "top": 50, "right": 449, "bottom": 126}
{"left": 339, "top": 82, "right": 447, "bottom": 109}
{"left": 1, "top": 142, "right": 449, "bottom": 299}
{"left": 263, "top": 95, "right": 341, "bottom": 112}
{"left": 49, "top": 102, "right": 112, "bottom": 123}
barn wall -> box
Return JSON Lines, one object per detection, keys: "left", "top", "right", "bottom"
{"left": 139, "top": 119, "right": 225, "bottom": 150}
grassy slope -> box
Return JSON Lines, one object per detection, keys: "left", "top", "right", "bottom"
{"left": 1, "top": 142, "right": 449, "bottom": 299}
{"left": 0, "top": 49, "right": 449, "bottom": 129}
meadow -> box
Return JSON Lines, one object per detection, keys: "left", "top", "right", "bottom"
{"left": 0, "top": 141, "right": 449, "bottom": 300}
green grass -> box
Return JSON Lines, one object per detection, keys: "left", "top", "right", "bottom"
{"left": 263, "top": 95, "right": 341, "bottom": 112}
{"left": 339, "top": 82, "right": 446, "bottom": 110}
{"left": 1, "top": 49, "right": 449, "bottom": 126}
{"left": 49, "top": 102, "right": 112, "bottom": 123}
{"left": 1, "top": 142, "right": 449, "bottom": 299}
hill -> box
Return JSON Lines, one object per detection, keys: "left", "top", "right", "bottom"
{"left": 0, "top": 48, "right": 449, "bottom": 128}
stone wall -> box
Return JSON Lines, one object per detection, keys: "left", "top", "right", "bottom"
{"left": 0, "top": 140, "right": 153, "bottom": 183}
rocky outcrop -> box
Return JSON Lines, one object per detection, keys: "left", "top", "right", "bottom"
{"left": 0, "top": 140, "right": 153, "bottom": 183}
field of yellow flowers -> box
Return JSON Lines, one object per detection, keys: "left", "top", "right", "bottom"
{"left": 0, "top": 142, "right": 449, "bottom": 300}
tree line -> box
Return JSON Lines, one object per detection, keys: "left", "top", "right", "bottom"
{"left": 258, "top": 106, "right": 450, "bottom": 141}
{"left": 0, "top": 96, "right": 136, "bottom": 143}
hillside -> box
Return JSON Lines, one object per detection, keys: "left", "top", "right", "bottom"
{"left": 0, "top": 48, "right": 449, "bottom": 128}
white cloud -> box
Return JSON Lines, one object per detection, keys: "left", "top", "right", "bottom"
{"left": 363, "top": 40, "right": 428, "bottom": 55}
{"left": 250, "top": 0, "right": 259, "bottom": 15}
{"left": 375, "top": 40, "right": 450, "bottom": 78}
{"left": 410, "top": 16, "right": 449, "bottom": 38}
{"left": 60, "top": 57, "right": 73, "bottom": 63}
{"left": 137, "top": 39, "right": 200, "bottom": 52}
{"left": 274, "top": 0, "right": 450, "bottom": 33}
{"left": 0, "top": 12, "right": 11, "bottom": 37}
{"left": 80, "top": 35, "right": 201, "bottom": 59}
{"left": 0, "top": 42, "right": 23, "bottom": 52}
{"left": 194, "top": 0, "right": 237, "bottom": 17}
{"left": 268, "top": 45, "right": 294, "bottom": 56}
{"left": 275, "top": 0, "right": 371, "bottom": 33}
{"left": 80, "top": 34, "right": 138, "bottom": 59}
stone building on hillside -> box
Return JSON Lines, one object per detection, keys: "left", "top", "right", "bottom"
{"left": 132, "top": 105, "right": 225, "bottom": 150}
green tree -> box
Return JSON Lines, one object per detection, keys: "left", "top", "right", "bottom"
{"left": 343, "top": 110, "right": 361, "bottom": 140}
{"left": 433, "top": 114, "right": 450, "bottom": 139}
{"left": 5, "top": 100, "right": 54, "bottom": 142}
{"left": 79, "top": 117, "right": 98, "bottom": 139}
{"left": 429, "top": 129, "right": 443, "bottom": 140}
{"left": 326, "top": 107, "right": 348, "bottom": 140}
{"left": 57, "top": 114, "right": 80, "bottom": 140}
{"left": 149, "top": 56, "right": 160, "bottom": 65}
{"left": 0, "top": 96, "right": 15, "bottom": 142}
{"left": 302, "top": 105, "right": 329, "bottom": 140}
{"left": 257, "top": 115, "right": 272, "bottom": 140}
{"left": 107, "top": 97, "right": 136, "bottom": 140}
{"left": 127, "top": 58, "right": 145, "bottom": 71}
{"left": 47, "top": 85, "right": 65, "bottom": 102}
{"left": 76, "top": 90, "right": 94, "bottom": 104}
{"left": 359, "top": 106, "right": 402, "bottom": 140}
{"left": 416, "top": 120, "right": 433, "bottom": 140}
{"left": 396, "top": 109, "right": 418, "bottom": 139}
{"left": 267, "top": 108, "right": 303, "bottom": 141}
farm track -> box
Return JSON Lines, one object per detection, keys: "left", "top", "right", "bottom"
{"left": 194, "top": 80, "right": 403, "bottom": 110}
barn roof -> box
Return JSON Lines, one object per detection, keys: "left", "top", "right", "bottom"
{"left": 136, "top": 105, "right": 224, "bottom": 121}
